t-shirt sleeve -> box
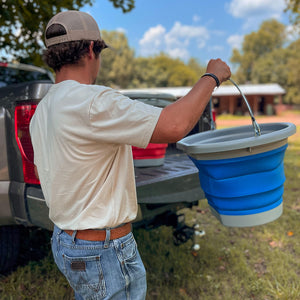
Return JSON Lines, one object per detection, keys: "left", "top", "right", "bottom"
{"left": 89, "top": 88, "right": 162, "bottom": 148}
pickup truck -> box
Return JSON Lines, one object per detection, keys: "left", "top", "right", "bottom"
{"left": 0, "top": 62, "right": 213, "bottom": 274}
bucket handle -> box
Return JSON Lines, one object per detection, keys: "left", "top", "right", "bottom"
{"left": 229, "top": 78, "right": 261, "bottom": 136}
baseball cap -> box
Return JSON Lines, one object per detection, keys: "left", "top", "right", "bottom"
{"left": 45, "top": 10, "right": 106, "bottom": 47}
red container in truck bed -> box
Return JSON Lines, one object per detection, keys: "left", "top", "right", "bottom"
{"left": 132, "top": 143, "right": 168, "bottom": 167}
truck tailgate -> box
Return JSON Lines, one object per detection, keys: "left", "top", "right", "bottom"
{"left": 135, "top": 153, "right": 204, "bottom": 204}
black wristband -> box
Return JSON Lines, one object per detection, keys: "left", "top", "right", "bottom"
{"left": 201, "top": 73, "right": 220, "bottom": 87}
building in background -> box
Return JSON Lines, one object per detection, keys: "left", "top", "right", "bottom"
{"left": 121, "top": 83, "right": 286, "bottom": 116}
{"left": 211, "top": 84, "right": 285, "bottom": 116}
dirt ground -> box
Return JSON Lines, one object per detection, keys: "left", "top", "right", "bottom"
{"left": 216, "top": 110, "right": 300, "bottom": 127}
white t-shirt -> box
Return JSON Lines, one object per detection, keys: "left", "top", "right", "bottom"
{"left": 29, "top": 80, "right": 162, "bottom": 230}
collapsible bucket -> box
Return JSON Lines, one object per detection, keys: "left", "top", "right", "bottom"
{"left": 177, "top": 79, "right": 296, "bottom": 227}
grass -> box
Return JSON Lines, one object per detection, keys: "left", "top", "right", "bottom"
{"left": 0, "top": 119, "right": 299, "bottom": 300}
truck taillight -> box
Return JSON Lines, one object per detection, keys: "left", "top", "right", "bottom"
{"left": 15, "top": 104, "right": 39, "bottom": 184}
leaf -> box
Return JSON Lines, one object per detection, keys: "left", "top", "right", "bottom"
{"left": 269, "top": 241, "right": 283, "bottom": 248}
{"left": 191, "top": 251, "right": 198, "bottom": 257}
{"left": 179, "top": 288, "right": 188, "bottom": 296}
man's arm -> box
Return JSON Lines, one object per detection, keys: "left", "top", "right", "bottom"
{"left": 150, "top": 59, "right": 231, "bottom": 143}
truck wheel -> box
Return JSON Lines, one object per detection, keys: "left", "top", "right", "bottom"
{"left": 0, "top": 225, "right": 21, "bottom": 274}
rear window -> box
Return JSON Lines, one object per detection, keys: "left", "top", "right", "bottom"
{"left": 0, "top": 66, "right": 52, "bottom": 88}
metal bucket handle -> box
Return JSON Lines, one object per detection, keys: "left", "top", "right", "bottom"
{"left": 229, "top": 78, "right": 261, "bottom": 136}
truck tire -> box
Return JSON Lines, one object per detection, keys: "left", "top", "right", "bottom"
{"left": 0, "top": 225, "right": 21, "bottom": 274}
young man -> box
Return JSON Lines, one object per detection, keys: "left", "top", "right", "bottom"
{"left": 30, "top": 10, "right": 231, "bottom": 300}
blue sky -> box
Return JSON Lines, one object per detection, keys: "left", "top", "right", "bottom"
{"left": 82, "top": 0, "right": 294, "bottom": 66}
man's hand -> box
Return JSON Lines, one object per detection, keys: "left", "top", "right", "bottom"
{"left": 206, "top": 58, "right": 231, "bottom": 85}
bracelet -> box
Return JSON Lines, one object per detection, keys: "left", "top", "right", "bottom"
{"left": 201, "top": 73, "right": 220, "bottom": 87}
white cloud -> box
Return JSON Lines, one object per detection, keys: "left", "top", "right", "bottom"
{"left": 168, "top": 48, "right": 190, "bottom": 61}
{"left": 193, "top": 15, "right": 201, "bottom": 23}
{"left": 227, "top": 0, "right": 286, "bottom": 29}
{"left": 139, "top": 22, "right": 209, "bottom": 60}
{"left": 139, "top": 25, "right": 166, "bottom": 56}
{"left": 227, "top": 34, "right": 244, "bottom": 50}
{"left": 228, "top": 0, "right": 285, "bottom": 18}
{"left": 116, "top": 27, "right": 127, "bottom": 34}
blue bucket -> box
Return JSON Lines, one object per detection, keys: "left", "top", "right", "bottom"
{"left": 177, "top": 122, "right": 296, "bottom": 227}
{"left": 190, "top": 144, "right": 287, "bottom": 227}
{"left": 177, "top": 123, "right": 296, "bottom": 227}
{"left": 177, "top": 79, "right": 297, "bottom": 227}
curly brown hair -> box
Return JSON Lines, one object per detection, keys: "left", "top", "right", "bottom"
{"left": 43, "top": 39, "right": 107, "bottom": 72}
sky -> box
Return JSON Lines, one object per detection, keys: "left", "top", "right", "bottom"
{"left": 82, "top": 0, "right": 294, "bottom": 66}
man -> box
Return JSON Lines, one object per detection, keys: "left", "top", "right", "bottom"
{"left": 30, "top": 10, "right": 231, "bottom": 300}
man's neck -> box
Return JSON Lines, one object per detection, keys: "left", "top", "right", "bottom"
{"left": 55, "top": 56, "right": 96, "bottom": 84}
{"left": 55, "top": 67, "right": 92, "bottom": 84}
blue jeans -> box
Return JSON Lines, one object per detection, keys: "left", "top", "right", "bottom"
{"left": 51, "top": 225, "right": 147, "bottom": 300}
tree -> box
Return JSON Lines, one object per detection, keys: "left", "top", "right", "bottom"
{"left": 129, "top": 54, "right": 200, "bottom": 88}
{"left": 130, "top": 56, "right": 166, "bottom": 88}
{"left": 251, "top": 48, "right": 290, "bottom": 87}
{"left": 285, "top": 0, "right": 300, "bottom": 27}
{"left": 231, "top": 19, "right": 300, "bottom": 105}
{"left": 285, "top": 39, "right": 300, "bottom": 104}
{"left": 0, "top": 0, "right": 135, "bottom": 65}
{"left": 187, "top": 58, "right": 206, "bottom": 77}
{"left": 168, "top": 65, "right": 198, "bottom": 87}
{"left": 231, "top": 19, "right": 287, "bottom": 83}
{"left": 108, "top": 0, "right": 134, "bottom": 13}
{"left": 96, "top": 30, "right": 135, "bottom": 89}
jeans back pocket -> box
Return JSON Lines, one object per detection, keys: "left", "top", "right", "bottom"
{"left": 63, "top": 253, "right": 106, "bottom": 299}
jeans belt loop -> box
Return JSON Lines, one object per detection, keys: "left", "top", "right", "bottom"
{"left": 104, "top": 228, "right": 110, "bottom": 248}
{"left": 71, "top": 230, "right": 77, "bottom": 244}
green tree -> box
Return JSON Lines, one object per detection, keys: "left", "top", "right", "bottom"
{"left": 251, "top": 40, "right": 300, "bottom": 105}
{"left": 187, "top": 58, "right": 206, "bottom": 77}
{"left": 96, "top": 30, "right": 135, "bottom": 89}
{"left": 0, "top": 0, "right": 135, "bottom": 65}
{"left": 108, "top": 0, "right": 134, "bottom": 13}
{"left": 152, "top": 54, "right": 199, "bottom": 87}
{"left": 168, "top": 64, "right": 198, "bottom": 87}
{"left": 251, "top": 48, "right": 290, "bottom": 87}
{"left": 285, "top": 39, "right": 300, "bottom": 104}
{"left": 231, "top": 19, "right": 287, "bottom": 83}
{"left": 231, "top": 18, "right": 300, "bottom": 105}
{"left": 130, "top": 54, "right": 200, "bottom": 88}
{"left": 285, "top": 0, "right": 300, "bottom": 26}
{"left": 130, "top": 56, "right": 165, "bottom": 88}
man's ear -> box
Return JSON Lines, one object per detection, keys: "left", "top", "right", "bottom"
{"left": 88, "top": 41, "right": 95, "bottom": 59}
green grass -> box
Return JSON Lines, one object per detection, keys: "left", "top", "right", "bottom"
{"left": 0, "top": 126, "right": 299, "bottom": 300}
